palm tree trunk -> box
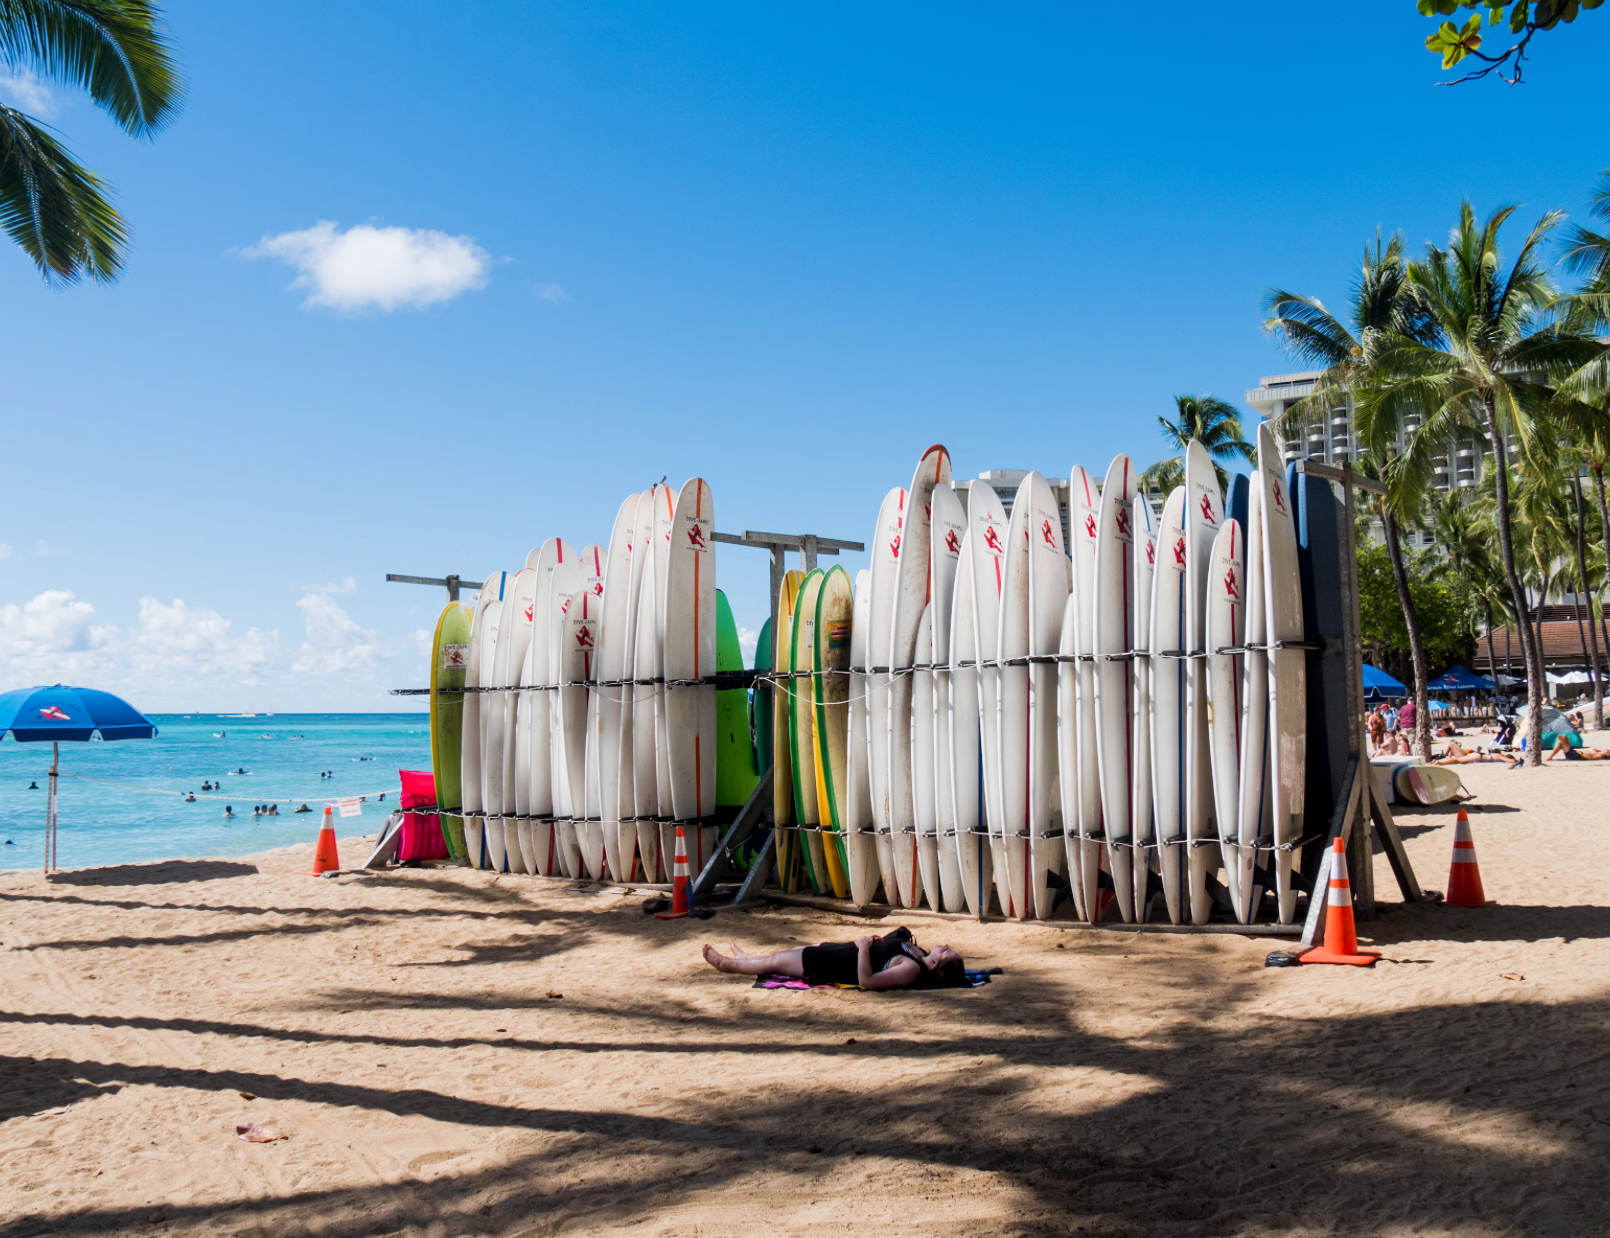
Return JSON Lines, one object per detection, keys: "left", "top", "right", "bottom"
{"left": 1483, "top": 405, "right": 1546, "bottom": 763}
{"left": 1381, "top": 511, "right": 1432, "bottom": 762}
{"left": 1573, "top": 472, "right": 1603, "bottom": 730}
{"left": 1595, "top": 464, "right": 1610, "bottom": 725}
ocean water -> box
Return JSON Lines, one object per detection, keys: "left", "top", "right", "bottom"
{"left": 0, "top": 713, "right": 431, "bottom": 871}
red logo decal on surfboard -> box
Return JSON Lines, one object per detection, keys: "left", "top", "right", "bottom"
{"left": 38, "top": 705, "right": 69, "bottom": 721}
{"left": 525, "top": 604, "right": 534, "bottom": 623}
{"left": 575, "top": 625, "right": 594, "bottom": 649}
{"left": 1272, "top": 480, "right": 1288, "bottom": 515}
{"left": 687, "top": 524, "right": 707, "bottom": 550}
{"left": 983, "top": 526, "right": 1004, "bottom": 555}
{"left": 591, "top": 581, "right": 603, "bottom": 596}
{"left": 1115, "top": 507, "right": 1131, "bottom": 538}
{"left": 890, "top": 533, "right": 901, "bottom": 559}
{"left": 945, "top": 529, "right": 961, "bottom": 554}
{"left": 1173, "top": 537, "right": 1186, "bottom": 567}
{"left": 560, "top": 598, "right": 571, "bottom": 615}
{"left": 1200, "top": 493, "right": 1217, "bottom": 525}
{"left": 1145, "top": 538, "right": 1155, "bottom": 566}
{"left": 1042, "top": 518, "right": 1057, "bottom": 548}
{"left": 1084, "top": 514, "right": 1097, "bottom": 541}
{"left": 1224, "top": 568, "right": 1240, "bottom": 600}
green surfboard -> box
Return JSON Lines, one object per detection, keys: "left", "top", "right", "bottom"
{"left": 716, "top": 590, "right": 760, "bottom": 810}
{"left": 753, "top": 617, "right": 773, "bottom": 774}
{"left": 430, "top": 600, "right": 474, "bottom": 863}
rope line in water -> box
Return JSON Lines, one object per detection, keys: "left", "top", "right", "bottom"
{"left": 59, "top": 772, "right": 402, "bottom": 806}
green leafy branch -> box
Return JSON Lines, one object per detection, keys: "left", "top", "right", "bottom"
{"left": 1418, "top": 0, "right": 1603, "bottom": 84}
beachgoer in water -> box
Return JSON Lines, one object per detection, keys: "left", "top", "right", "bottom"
{"left": 236, "top": 767, "right": 246, "bottom": 774}
{"left": 702, "top": 927, "right": 966, "bottom": 990}
{"left": 184, "top": 793, "right": 196, "bottom": 802}
{"left": 224, "top": 806, "right": 234, "bottom": 819}
{"left": 27, "top": 781, "right": 37, "bottom": 790}
{"left": 268, "top": 803, "right": 279, "bottom": 816}
{"left": 295, "top": 803, "right": 312, "bottom": 813}
{"left": 378, "top": 792, "right": 385, "bottom": 801}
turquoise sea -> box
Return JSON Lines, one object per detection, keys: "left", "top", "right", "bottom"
{"left": 0, "top": 713, "right": 431, "bottom": 871}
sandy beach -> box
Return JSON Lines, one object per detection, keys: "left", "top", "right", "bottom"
{"left": 5, "top": 753, "right": 1610, "bottom": 1237}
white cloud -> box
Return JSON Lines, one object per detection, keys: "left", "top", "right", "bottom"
{"left": 291, "top": 591, "right": 386, "bottom": 674}
{"left": 534, "top": 282, "right": 569, "bottom": 304}
{"left": 738, "top": 625, "right": 759, "bottom": 663}
{"left": 0, "top": 544, "right": 14, "bottom": 561}
{"left": 129, "top": 598, "right": 278, "bottom": 681}
{"left": 243, "top": 220, "right": 491, "bottom": 312}
{"left": 0, "top": 591, "right": 113, "bottom": 664}
{"left": 0, "top": 67, "right": 53, "bottom": 115}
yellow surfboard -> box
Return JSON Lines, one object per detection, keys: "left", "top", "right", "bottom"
{"left": 811, "top": 565, "right": 854, "bottom": 898}
{"left": 772, "top": 570, "right": 806, "bottom": 893}
{"left": 790, "top": 569, "right": 829, "bottom": 895}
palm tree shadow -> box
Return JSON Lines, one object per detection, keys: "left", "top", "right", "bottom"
{"left": 45, "top": 860, "right": 260, "bottom": 886}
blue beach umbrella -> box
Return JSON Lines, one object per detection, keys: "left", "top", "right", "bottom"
{"left": 0, "top": 685, "right": 157, "bottom": 870}
{"left": 1361, "top": 664, "right": 1408, "bottom": 700}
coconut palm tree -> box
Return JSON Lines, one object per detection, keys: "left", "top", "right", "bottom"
{"left": 0, "top": 1, "right": 182, "bottom": 283}
{"left": 1263, "top": 233, "right": 1441, "bottom": 760}
{"left": 1358, "top": 203, "right": 1606, "bottom": 762}
{"left": 1427, "top": 487, "right": 1511, "bottom": 691}
{"left": 1152, "top": 395, "right": 1254, "bottom": 493}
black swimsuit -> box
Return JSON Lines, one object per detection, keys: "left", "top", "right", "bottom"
{"left": 800, "top": 928, "right": 921, "bottom": 985}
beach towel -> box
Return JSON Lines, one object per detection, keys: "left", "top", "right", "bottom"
{"left": 752, "top": 968, "right": 1001, "bottom": 991}
{"left": 397, "top": 769, "right": 448, "bottom": 862}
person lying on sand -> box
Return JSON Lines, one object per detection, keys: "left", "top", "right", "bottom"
{"left": 1433, "top": 741, "right": 1522, "bottom": 768}
{"left": 702, "top": 926, "right": 966, "bottom": 990}
{"left": 1548, "top": 735, "right": 1610, "bottom": 761}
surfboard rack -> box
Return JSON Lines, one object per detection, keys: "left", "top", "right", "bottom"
{"left": 385, "top": 573, "right": 484, "bottom": 602}
{"left": 711, "top": 530, "right": 865, "bottom": 639}
{"left": 1291, "top": 459, "right": 1422, "bottom": 947}
{"left": 690, "top": 766, "right": 774, "bottom": 909}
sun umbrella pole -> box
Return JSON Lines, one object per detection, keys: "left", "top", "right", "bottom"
{"left": 47, "top": 740, "right": 58, "bottom": 872}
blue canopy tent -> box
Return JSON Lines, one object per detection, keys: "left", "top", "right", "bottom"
{"left": 1362, "top": 664, "right": 1407, "bottom": 700}
{"left": 1428, "top": 665, "right": 1496, "bottom": 692}
{"left": 0, "top": 685, "right": 157, "bottom": 870}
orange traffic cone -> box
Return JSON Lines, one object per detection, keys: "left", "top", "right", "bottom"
{"left": 1445, "top": 809, "right": 1487, "bottom": 908}
{"left": 1298, "top": 837, "right": 1381, "bottom": 966}
{"left": 308, "top": 806, "right": 340, "bottom": 876}
{"left": 655, "top": 826, "right": 691, "bottom": 920}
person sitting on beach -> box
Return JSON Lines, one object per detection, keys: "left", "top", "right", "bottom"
{"left": 1548, "top": 735, "right": 1610, "bottom": 761}
{"left": 1381, "top": 731, "right": 1412, "bottom": 757}
{"left": 702, "top": 927, "right": 966, "bottom": 990}
{"left": 1433, "top": 741, "right": 1521, "bottom": 768}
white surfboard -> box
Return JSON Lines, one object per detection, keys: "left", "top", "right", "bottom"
{"left": 460, "top": 569, "right": 504, "bottom": 871}
{"left": 499, "top": 565, "right": 540, "bottom": 875}
{"left": 1065, "top": 465, "right": 1102, "bottom": 921}
{"left": 886, "top": 445, "right": 951, "bottom": 909}
{"left": 1149, "top": 489, "right": 1188, "bottom": 923}
{"left": 549, "top": 559, "right": 589, "bottom": 879}
{"left": 521, "top": 539, "right": 572, "bottom": 876}
{"left": 1183, "top": 441, "right": 1223, "bottom": 924}
{"left": 650, "top": 485, "right": 676, "bottom": 846}
{"left": 1130, "top": 493, "right": 1157, "bottom": 922}
{"left": 911, "top": 604, "right": 939, "bottom": 908}
{"left": 624, "top": 488, "right": 661, "bottom": 880}
{"left": 1259, "top": 425, "right": 1306, "bottom": 922}
{"left": 929, "top": 482, "right": 967, "bottom": 912}
{"left": 964, "top": 480, "right": 1011, "bottom": 918}
{"left": 1092, "top": 454, "right": 1138, "bottom": 921}
{"left": 866, "top": 485, "right": 907, "bottom": 905}
{"left": 1237, "top": 479, "right": 1271, "bottom": 923}
{"left": 574, "top": 543, "right": 607, "bottom": 879}
{"left": 948, "top": 523, "right": 994, "bottom": 918}
{"left": 479, "top": 590, "right": 510, "bottom": 872}
{"left": 845, "top": 569, "right": 881, "bottom": 906}
{"left": 999, "top": 471, "right": 1066, "bottom": 920}
{"left": 1206, "top": 517, "right": 1246, "bottom": 922}
{"left": 483, "top": 566, "right": 527, "bottom": 875}
{"left": 592, "top": 497, "right": 641, "bottom": 883}
{"left": 664, "top": 478, "right": 717, "bottom": 873}
{"left": 631, "top": 539, "right": 663, "bottom": 879}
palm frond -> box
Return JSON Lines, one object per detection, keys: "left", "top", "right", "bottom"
{"left": 0, "top": 103, "right": 122, "bottom": 281}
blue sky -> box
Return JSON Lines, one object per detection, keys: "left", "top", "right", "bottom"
{"left": 0, "top": 2, "right": 1604, "bottom": 710}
